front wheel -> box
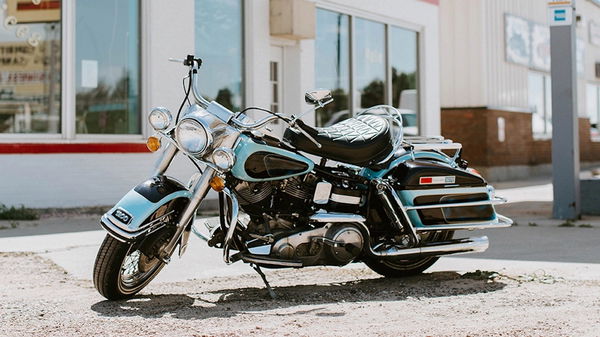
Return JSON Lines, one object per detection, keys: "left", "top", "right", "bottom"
{"left": 93, "top": 232, "right": 172, "bottom": 300}
{"left": 364, "top": 230, "right": 454, "bottom": 278}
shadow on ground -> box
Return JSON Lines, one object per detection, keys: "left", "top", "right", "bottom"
{"left": 90, "top": 271, "right": 506, "bottom": 320}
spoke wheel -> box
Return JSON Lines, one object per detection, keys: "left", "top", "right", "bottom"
{"left": 364, "top": 231, "right": 454, "bottom": 278}
{"left": 93, "top": 199, "right": 185, "bottom": 300}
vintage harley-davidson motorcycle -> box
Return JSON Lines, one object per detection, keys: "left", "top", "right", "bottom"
{"left": 93, "top": 55, "right": 512, "bottom": 300}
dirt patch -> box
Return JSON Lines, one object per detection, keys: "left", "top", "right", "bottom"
{"left": 0, "top": 253, "right": 599, "bottom": 337}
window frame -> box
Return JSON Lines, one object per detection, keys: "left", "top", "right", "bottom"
{"left": 586, "top": 81, "right": 600, "bottom": 142}
{"left": 315, "top": 5, "right": 422, "bottom": 133}
{"left": 528, "top": 71, "right": 552, "bottom": 139}
{"left": 0, "top": 0, "right": 146, "bottom": 143}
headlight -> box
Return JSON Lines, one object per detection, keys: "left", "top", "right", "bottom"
{"left": 148, "top": 107, "right": 172, "bottom": 131}
{"left": 212, "top": 147, "right": 236, "bottom": 171}
{"left": 175, "top": 118, "right": 212, "bottom": 156}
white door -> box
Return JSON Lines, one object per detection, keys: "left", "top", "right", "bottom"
{"left": 269, "top": 45, "right": 285, "bottom": 136}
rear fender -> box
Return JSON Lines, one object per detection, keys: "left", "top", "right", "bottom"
{"left": 100, "top": 176, "right": 192, "bottom": 243}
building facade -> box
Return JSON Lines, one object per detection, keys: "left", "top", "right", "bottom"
{"left": 440, "top": 0, "right": 600, "bottom": 180}
{"left": 0, "top": 0, "right": 440, "bottom": 207}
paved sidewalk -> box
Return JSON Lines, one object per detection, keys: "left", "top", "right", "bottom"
{"left": 0, "top": 180, "right": 599, "bottom": 283}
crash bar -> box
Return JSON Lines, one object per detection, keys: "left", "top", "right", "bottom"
{"left": 415, "top": 214, "right": 513, "bottom": 231}
{"left": 405, "top": 196, "right": 507, "bottom": 211}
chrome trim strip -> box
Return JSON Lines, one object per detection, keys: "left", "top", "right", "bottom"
{"left": 309, "top": 213, "right": 366, "bottom": 223}
{"left": 370, "top": 236, "right": 489, "bottom": 257}
{"left": 405, "top": 196, "right": 507, "bottom": 211}
{"left": 416, "top": 218, "right": 513, "bottom": 231}
{"left": 240, "top": 255, "right": 303, "bottom": 267}
{"left": 410, "top": 143, "right": 462, "bottom": 151}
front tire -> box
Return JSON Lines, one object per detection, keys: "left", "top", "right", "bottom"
{"left": 364, "top": 231, "right": 454, "bottom": 278}
{"left": 93, "top": 234, "right": 168, "bottom": 300}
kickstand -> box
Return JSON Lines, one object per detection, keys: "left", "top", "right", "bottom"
{"left": 250, "top": 263, "right": 277, "bottom": 299}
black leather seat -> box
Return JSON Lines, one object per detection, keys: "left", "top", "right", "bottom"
{"left": 283, "top": 114, "right": 394, "bottom": 166}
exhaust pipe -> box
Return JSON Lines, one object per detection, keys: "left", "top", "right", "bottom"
{"left": 370, "top": 236, "right": 489, "bottom": 258}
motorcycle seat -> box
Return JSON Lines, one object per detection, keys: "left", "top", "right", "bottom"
{"left": 283, "top": 114, "right": 394, "bottom": 166}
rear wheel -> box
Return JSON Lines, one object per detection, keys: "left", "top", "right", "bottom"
{"left": 364, "top": 231, "right": 454, "bottom": 277}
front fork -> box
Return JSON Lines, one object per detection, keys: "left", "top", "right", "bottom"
{"left": 153, "top": 144, "right": 216, "bottom": 262}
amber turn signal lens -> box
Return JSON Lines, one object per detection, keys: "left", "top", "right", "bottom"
{"left": 209, "top": 176, "right": 226, "bottom": 192}
{"left": 146, "top": 136, "right": 161, "bottom": 152}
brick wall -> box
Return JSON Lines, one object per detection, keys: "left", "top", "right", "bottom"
{"left": 441, "top": 108, "right": 600, "bottom": 167}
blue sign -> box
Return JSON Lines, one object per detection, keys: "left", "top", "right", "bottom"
{"left": 554, "top": 9, "right": 566, "bottom": 21}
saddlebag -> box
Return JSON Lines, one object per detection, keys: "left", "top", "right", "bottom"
{"left": 392, "top": 160, "right": 495, "bottom": 226}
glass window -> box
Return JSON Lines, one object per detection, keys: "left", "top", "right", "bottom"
{"left": 528, "top": 72, "right": 551, "bottom": 136}
{"left": 390, "top": 26, "right": 419, "bottom": 135}
{"left": 314, "top": 10, "right": 420, "bottom": 132}
{"left": 354, "top": 18, "right": 385, "bottom": 110}
{"left": 587, "top": 83, "right": 600, "bottom": 138}
{"left": 75, "top": 0, "right": 140, "bottom": 134}
{"left": 195, "top": 0, "right": 243, "bottom": 112}
{"left": 0, "top": 2, "right": 61, "bottom": 134}
{"left": 315, "top": 9, "right": 350, "bottom": 127}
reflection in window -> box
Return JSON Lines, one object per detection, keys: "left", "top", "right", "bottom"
{"left": 391, "top": 27, "right": 419, "bottom": 135}
{"left": 587, "top": 83, "right": 600, "bottom": 138}
{"left": 355, "top": 18, "right": 385, "bottom": 109}
{"left": 75, "top": 0, "right": 140, "bottom": 134}
{"left": 528, "top": 72, "right": 552, "bottom": 136}
{"left": 195, "top": 0, "right": 243, "bottom": 112}
{"left": 315, "top": 9, "right": 350, "bottom": 127}
{"left": 0, "top": 4, "right": 61, "bottom": 134}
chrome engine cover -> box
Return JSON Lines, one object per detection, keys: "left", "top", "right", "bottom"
{"left": 271, "top": 223, "right": 364, "bottom": 266}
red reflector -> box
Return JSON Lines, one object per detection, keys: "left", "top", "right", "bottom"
{"left": 420, "top": 177, "right": 433, "bottom": 184}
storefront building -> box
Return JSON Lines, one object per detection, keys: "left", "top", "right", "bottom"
{"left": 440, "top": 0, "right": 600, "bottom": 180}
{"left": 0, "top": 0, "right": 440, "bottom": 207}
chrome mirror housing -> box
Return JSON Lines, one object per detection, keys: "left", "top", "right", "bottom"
{"left": 305, "top": 89, "right": 333, "bottom": 107}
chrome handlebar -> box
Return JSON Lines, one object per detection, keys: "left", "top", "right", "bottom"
{"left": 171, "top": 55, "right": 290, "bottom": 132}
{"left": 230, "top": 114, "right": 283, "bottom": 130}
{"left": 169, "top": 57, "right": 211, "bottom": 109}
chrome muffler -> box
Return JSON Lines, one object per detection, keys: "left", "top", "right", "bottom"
{"left": 370, "top": 236, "right": 489, "bottom": 258}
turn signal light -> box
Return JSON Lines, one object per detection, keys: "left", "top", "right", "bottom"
{"left": 209, "top": 176, "right": 226, "bottom": 192}
{"left": 146, "top": 136, "right": 161, "bottom": 152}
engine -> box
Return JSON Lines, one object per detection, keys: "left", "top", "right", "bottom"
{"left": 231, "top": 171, "right": 367, "bottom": 266}
{"left": 233, "top": 174, "right": 317, "bottom": 233}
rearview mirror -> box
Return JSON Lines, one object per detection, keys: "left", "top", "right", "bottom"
{"left": 305, "top": 89, "right": 333, "bottom": 107}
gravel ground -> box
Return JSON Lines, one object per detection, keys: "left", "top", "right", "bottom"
{"left": 1, "top": 252, "right": 599, "bottom": 337}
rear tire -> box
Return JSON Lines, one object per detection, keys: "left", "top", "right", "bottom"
{"left": 364, "top": 231, "right": 454, "bottom": 278}
{"left": 93, "top": 234, "right": 166, "bottom": 300}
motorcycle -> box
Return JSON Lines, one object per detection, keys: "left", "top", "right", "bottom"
{"left": 93, "top": 55, "right": 512, "bottom": 300}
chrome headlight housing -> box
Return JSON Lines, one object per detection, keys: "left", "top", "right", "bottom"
{"left": 212, "top": 147, "right": 236, "bottom": 171}
{"left": 148, "top": 107, "right": 172, "bottom": 131}
{"left": 175, "top": 118, "right": 213, "bottom": 156}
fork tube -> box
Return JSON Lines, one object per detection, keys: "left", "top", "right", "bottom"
{"left": 160, "top": 167, "right": 216, "bottom": 261}
{"left": 152, "top": 143, "right": 178, "bottom": 176}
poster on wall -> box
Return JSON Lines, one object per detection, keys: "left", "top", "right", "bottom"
{"left": 577, "top": 38, "right": 585, "bottom": 75}
{"left": 6, "top": 0, "right": 60, "bottom": 24}
{"left": 531, "top": 23, "right": 551, "bottom": 71}
{"left": 590, "top": 21, "right": 600, "bottom": 46}
{"left": 505, "top": 14, "right": 531, "bottom": 66}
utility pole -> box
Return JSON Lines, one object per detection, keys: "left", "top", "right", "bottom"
{"left": 548, "top": 0, "right": 580, "bottom": 220}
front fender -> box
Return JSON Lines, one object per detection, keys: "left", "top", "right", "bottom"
{"left": 100, "top": 176, "right": 192, "bottom": 242}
